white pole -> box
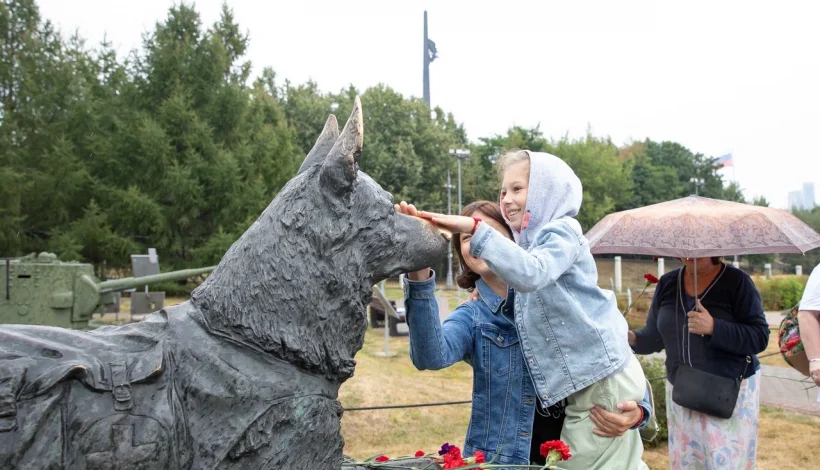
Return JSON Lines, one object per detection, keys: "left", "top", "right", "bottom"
{"left": 796, "top": 265, "right": 803, "bottom": 276}
{"left": 614, "top": 256, "right": 622, "bottom": 293}
{"left": 658, "top": 258, "right": 665, "bottom": 278}
{"left": 381, "top": 280, "right": 389, "bottom": 355}
{"left": 627, "top": 288, "right": 632, "bottom": 311}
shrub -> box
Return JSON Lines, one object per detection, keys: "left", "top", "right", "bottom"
{"left": 754, "top": 276, "right": 807, "bottom": 311}
{"left": 637, "top": 356, "right": 667, "bottom": 448}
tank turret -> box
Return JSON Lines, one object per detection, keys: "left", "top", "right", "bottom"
{"left": 1, "top": 252, "right": 214, "bottom": 329}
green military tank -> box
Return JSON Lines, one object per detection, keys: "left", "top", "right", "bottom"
{"left": 1, "top": 252, "right": 215, "bottom": 329}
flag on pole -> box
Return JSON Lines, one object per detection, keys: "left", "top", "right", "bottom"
{"left": 713, "top": 153, "right": 733, "bottom": 168}
{"left": 427, "top": 38, "right": 438, "bottom": 62}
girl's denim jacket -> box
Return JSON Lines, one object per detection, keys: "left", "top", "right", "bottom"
{"left": 469, "top": 217, "right": 634, "bottom": 408}
{"left": 404, "top": 273, "right": 652, "bottom": 466}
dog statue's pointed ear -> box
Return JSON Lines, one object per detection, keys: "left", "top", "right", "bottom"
{"left": 297, "top": 114, "right": 339, "bottom": 175}
{"left": 320, "top": 96, "right": 362, "bottom": 194}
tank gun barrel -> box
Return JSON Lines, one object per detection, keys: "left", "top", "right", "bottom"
{"left": 97, "top": 266, "right": 216, "bottom": 293}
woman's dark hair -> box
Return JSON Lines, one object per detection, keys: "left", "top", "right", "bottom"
{"left": 454, "top": 200, "right": 513, "bottom": 290}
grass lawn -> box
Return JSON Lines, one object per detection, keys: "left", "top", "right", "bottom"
{"left": 341, "top": 329, "right": 820, "bottom": 469}
{"left": 102, "top": 292, "right": 818, "bottom": 469}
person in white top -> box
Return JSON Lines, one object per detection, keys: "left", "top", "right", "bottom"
{"left": 798, "top": 264, "right": 820, "bottom": 387}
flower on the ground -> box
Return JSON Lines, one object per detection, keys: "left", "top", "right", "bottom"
{"left": 540, "top": 440, "right": 572, "bottom": 465}
{"left": 644, "top": 273, "right": 660, "bottom": 284}
{"left": 472, "top": 450, "right": 486, "bottom": 463}
{"left": 438, "top": 442, "right": 455, "bottom": 456}
{"left": 442, "top": 446, "right": 466, "bottom": 469}
{"left": 342, "top": 441, "right": 573, "bottom": 468}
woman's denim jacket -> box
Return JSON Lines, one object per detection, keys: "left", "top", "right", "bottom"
{"left": 404, "top": 272, "right": 652, "bottom": 466}
{"left": 470, "top": 218, "right": 635, "bottom": 408}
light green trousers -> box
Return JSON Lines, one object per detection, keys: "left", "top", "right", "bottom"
{"left": 559, "top": 355, "right": 649, "bottom": 470}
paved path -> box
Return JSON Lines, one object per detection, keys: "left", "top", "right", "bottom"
{"left": 758, "top": 364, "right": 820, "bottom": 416}
{"left": 764, "top": 311, "right": 785, "bottom": 327}
{"left": 760, "top": 311, "right": 820, "bottom": 416}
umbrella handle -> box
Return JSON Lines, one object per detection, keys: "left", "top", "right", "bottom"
{"left": 693, "top": 258, "right": 699, "bottom": 309}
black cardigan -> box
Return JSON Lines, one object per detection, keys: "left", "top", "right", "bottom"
{"left": 632, "top": 264, "right": 769, "bottom": 384}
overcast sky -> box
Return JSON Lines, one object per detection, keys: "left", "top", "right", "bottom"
{"left": 37, "top": 0, "right": 820, "bottom": 209}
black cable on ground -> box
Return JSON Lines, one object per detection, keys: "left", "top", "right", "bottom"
{"left": 343, "top": 400, "right": 472, "bottom": 412}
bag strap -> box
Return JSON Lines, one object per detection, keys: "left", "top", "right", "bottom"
{"left": 739, "top": 355, "right": 751, "bottom": 381}
{"left": 676, "top": 264, "right": 728, "bottom": 367}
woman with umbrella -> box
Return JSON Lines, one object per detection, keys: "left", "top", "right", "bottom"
{"left": 586, "top": 195, "right": 820, "bottom": 469}
{"left": 629, "top": 257, "right": 768, "bottom": 468}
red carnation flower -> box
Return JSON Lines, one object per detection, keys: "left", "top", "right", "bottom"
{"left": 374, "top": 455, "right": 389, "bottom": 462}
{"left": 644, "top": 273, "right": 660, "bottom": 284}
{"left": 415, "top": 450, "right": 425, "bottom": 458}
{"left": 443, "top": 447, "right": 466, "bottom": 469}
{"left": 473, "top": 450, "right": 486, "bottom": 463}
{"left": 540, "top": 440, "right": 572, "bottom": 461}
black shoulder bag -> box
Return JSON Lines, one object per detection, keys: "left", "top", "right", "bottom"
{"left": 671, "top": 267, "right": 751, "bottom": 420}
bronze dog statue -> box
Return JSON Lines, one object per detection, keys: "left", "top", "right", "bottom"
{"left": 0, "top": 97, "right": 448, "bottom": 469}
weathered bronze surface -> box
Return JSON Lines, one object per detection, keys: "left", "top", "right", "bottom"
{"left": 0, "top": 97, "right": 448, "bottom": 469}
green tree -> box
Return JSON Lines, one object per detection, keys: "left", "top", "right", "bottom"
{"left": 472, "top": 126, "right": 633, "bottom": 230}
{"left": 721, "top": 181, "right": 746, "bottom": 203}
{"left": 0, "top": 0, "right": 95, "bottom": 256}
{"left": 781, "top": 207, "right": 820, "bottom": 271}
{"left": 745, "top": 195, "right": 775, "bottom": 268}
{"left": 545, "top": 133, "right": 633, "bottom": 230}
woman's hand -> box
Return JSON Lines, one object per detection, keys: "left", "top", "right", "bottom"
{"left": 394, "top": 201, "right": 432, "bottom": 281}
{"left": 627, "top": 330, "right": 636, "bottom": 347}
{"left": 687, "top": 299, "right": 715, "bottom": 336}
{"left": 810, "top": 362, "right": 820, "bottom": 388}
{"left": 589, "top": 401, "right": 644, "bottom": 438}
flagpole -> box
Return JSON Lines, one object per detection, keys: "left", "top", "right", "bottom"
{"left": 733, "top": 155, "right": 736, "bottom": 182}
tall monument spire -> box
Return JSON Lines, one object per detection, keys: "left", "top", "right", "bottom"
{"left": 423, "top": 11, "right": 437, "bottom": 107}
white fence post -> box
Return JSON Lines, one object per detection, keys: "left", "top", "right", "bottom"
{"left": 373, "top": 280, "right": 397, "bottom": 357}
{"left": 614, "top": 256, "right": 622, "bottom": 293}
{"left": 657, "top": 258, "right": 665, "bottom": 278}
{"left": 627, "top": 288, "right": 632, "bottom": 311}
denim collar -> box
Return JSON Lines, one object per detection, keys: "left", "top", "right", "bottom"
{"left": 476, "top": 279, "right": 505, "bottom": 314}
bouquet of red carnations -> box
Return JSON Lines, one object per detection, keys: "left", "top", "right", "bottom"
{"left": 342, "top": 440, "right": 572, "bottom": 469}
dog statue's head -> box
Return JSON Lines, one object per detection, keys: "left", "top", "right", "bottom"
{"left": 191, "top": 97, "right": 448, "bottom": 381}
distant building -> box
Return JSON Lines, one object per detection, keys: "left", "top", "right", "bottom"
{"left": 789, "top": 191, "right": 803, "bottom": 212}
{"left": 803, "top": 182, "right": 816, "bottom": 210}
{"left": 788, "top": 183, "right": 817, "bottom": 212}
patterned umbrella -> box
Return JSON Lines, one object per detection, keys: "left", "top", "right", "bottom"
{"left": 585, "top": 195, "right": 820, "bottom": 258}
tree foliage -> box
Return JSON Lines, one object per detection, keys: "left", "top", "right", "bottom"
{"left": 2, "top": 0, "right": 781, "bottom": 272}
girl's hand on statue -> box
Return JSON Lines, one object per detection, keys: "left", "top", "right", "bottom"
{"left": 418, "top": 212, "right": 476, "bottom": 234}
{"left": 394, "top": 201, "right": 422, "bottom": 218}
{"left": 394, "top": 202, "right": 434, "bottom": 281}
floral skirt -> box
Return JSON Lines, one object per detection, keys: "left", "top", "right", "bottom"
{"left": 666, "top": 373, "right": 759, "bottom": 470}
